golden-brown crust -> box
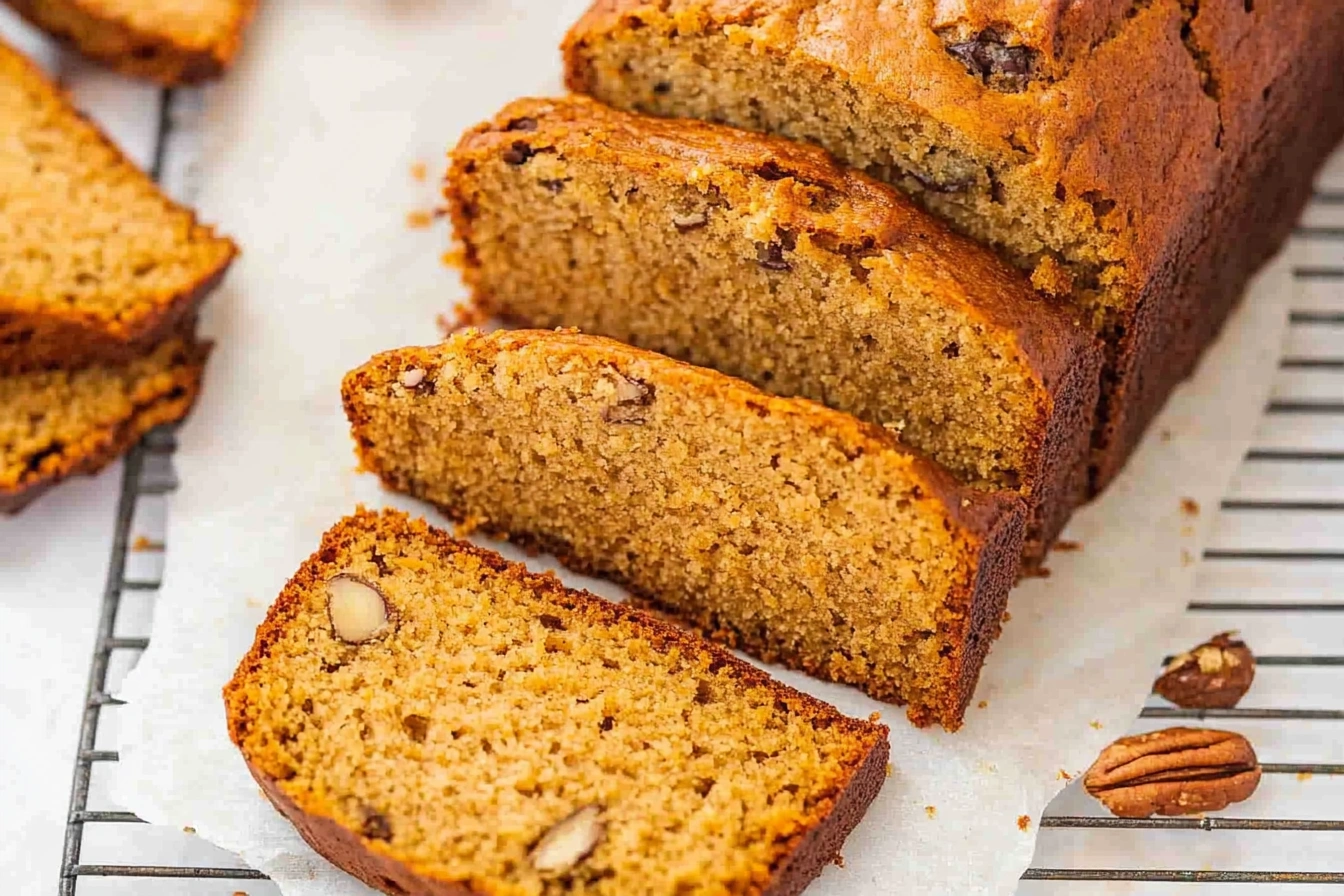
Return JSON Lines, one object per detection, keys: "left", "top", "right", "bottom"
{"left": 0, "top": 335, "right": 211, "bottom": 513}
{"left": 226, "top": 507, "right": 890, "bottom": 896}
{"left": 0, "top": 40, "right": 237, "bottom": 374}
{"left": 4, "top": 0, "right": 258, "bottom": 85}
{"left": 562, "top": 1, "right": 1344, "bottom": 492}
{"left": 448, "top": 96, "right": 1096, "bottom": 559}
{"left": 341, "top": 331, "right": 1027, "bottom": 728}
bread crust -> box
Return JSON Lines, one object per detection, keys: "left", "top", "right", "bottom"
{"left": 4, "top": 0, "right": 258, "bottom": 84}
{"left": 563, "top": 0, "right": 1344, "bottom": 491}
{"left": 0, "top": 41, "right": 237, "bottom": 374}
{"left": 0, "top": 335, "right": 210, "bottom": 514}
{"left": 341, "top": 331, "right": 1027, "bottom": 728}
{"left": 226, "top": 508, "right": 891, "bottom": 896}
{"left": 448, "top": 96, "right": 1099, "bottom": 559}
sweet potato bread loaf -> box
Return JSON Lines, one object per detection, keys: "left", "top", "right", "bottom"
{"left": 0, "top": 40, "right": 236, "bottom": 374}
{"left": 0, "top": 334, "right": 208, "bottom": 513}
{"left": 4, "top": 0, "right": 257, "bottom": 84}
{"left": 226, "top": 508, "right": 890, "bottom": 896}
{"left": 447, "top": 96, "right": 1101, "bottom": 560}
{"left": 343, "top": 330, "right": 1026, "bottom": 729}
{"left": 564, "top": 0, "right": 1344, "bottom": 490}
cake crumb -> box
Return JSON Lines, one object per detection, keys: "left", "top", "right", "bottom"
{"left": 441, "top": 246, "right": 466, "bottom": 269}
{"left": 454, "top": 515, "right": 486, "bottom": 538}
{"left": 925, "top": 805, "right": 937, "bottom": 819}
{"left": 1022, "top": 565, "right": 1051, "bottom": 578}
{"left": 1057, "top": 769, "right": 1072, "bottom": 781}
{"left": 1180, "top": 497, "right": 1200, "bottom": 516}
{"left": 1001, "top": 611, "right": 1012, "bottom": 623}
{"left": 1160, "top": 429, "right": 1173, "bottom": 442}
{"left": 1053, "top": 540, "right": 1082, "bottom": 552}
{"left": 406, "top": 209, "right": 436, "bottom": 229}
{"left": 1297, "top": 771, "right": 1314, "bottom": 782}
{"left": 183, "top": 825, "right": 196, "bottom": 834}
{"left": 977, "top": 700, "right": 988, "bottom": 709}
{"left": 886, "top": 763, "right": 893, "bottom": 777}
{"left": 831, "top": 853, "right": 845, "bottom": 868}
{"left": 868, "top": 711, "right": 882, "bottom": 722}
{"left": 410, "top": 160, "right": 428, "bottom": 181}
{"left": 1089, "top": 720, "right": 1103, "bottom": 730}
{"left": 130, "top": 535, "right": 162, "bottom": 551}
{"left": 1017, "top": 814, "right": 1031, "bottom": 832}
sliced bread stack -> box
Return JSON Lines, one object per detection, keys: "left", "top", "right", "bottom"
{"left": 0, "top": 40, "right": 235, "bottom": 510}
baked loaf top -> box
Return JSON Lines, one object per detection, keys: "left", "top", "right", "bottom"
{"left": 0, "top": 40, "right": 236, "bottom": 371}
{"left": 565, "top": 0, "right": 1291, "bottom": 313}
{"left": 343, "top": 329, "right": 1025, "bottom": 728}
{"left": 226, "top": 508, "right": 890, "bottom": 896}
{"left": 0, "top": 334, "right": 208, "bottom": 513}
{"left": 4, "top": 0, "right": 258, "bottom": 84}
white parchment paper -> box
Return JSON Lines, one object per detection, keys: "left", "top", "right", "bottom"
{"left": 111, "top": 3, "right": 1294, "bottom": 893}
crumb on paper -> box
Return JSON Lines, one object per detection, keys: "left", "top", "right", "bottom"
{"left": 978, "top": 761, "right": 998, "bottom": 775}
{"left": 441, "top": 247, "right": 466, "bottom": 269}
{"left": 245, "top": 596, "right": 265, "bottom": 609}
{"left": 925, "top": 805, "right": 937, "bottom": 819}
{"left": 885, "top": 763, "right": 892, "bottom": 777}
{"left": 454, "top": 515, "right": 486, "bottom": 538}
{"left": 183, "top": 825, "right": 196, "bottom": 834}
{"left": 406, "top": 209, "right": 436, "bottom": 229}
{"left": 410, "top": 160, "right": 428, "bottom": 181}
{"left": 1090, "top": 720, "right": 1104, "bottom": 730}
{"left": 1181, "top": 548, "right": 1195, "bottom": 567}
{"left": 869, "top": 711, "right": 882, "bottom": 722}
{"left": 1017, "top": 814, "right": 1031, "bottom": 832}
{"left": 832, "top": 853, "right": 845, "bottom": 868}
{"left": 1181, "top": 497, "right": 1200, "bottom": 516}
{"left": 1057, "top": 769, "right": 1072, "bottom": 781}
{"left": 1023, "top": 565, "right": 1052, "bottom": 578}
{"left": 1054, "top": 540, "right": 1082, "bottom": 552}
{"left": 1297, "top": 771, "right": 1314, "bottom": 782}
{"left": 1160, "top": 428, "right": 1173, "bottom": 441}
{"left": 977, "top": 700, "right": 989, "bottom": 710}
{"left": 1001, "top": 610, "right": 1012, "bottom": 623}
{"left": 130, "top": 535, "right": 162, "bottom": 551}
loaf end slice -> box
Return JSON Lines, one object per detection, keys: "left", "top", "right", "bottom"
{"left": 0, "top": 334, "right": 209, "bottom": 513}
{"left": 4, "top": 0, "right": 257, "bottom": 84}
{"left": 343, "top": 329, "right": 1026, "bottom": 729}
{"left": 0, "top": 40, "right": 236, "bottom": 373}
{"left": 225, "top": 507, "right": 890, "bottom": 896}
{"left": 447, "top": 95, "right": 1101, "bottom": 560}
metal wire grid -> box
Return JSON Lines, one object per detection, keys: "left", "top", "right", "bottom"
{"left": 54, "top": 90, "right": 1344, "bottom": 890}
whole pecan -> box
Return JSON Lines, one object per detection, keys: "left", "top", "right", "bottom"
{"left": 1154, "top": 632, "right": 1255, "bottom": 708}
{"left": 1084, "top": 727, "right": 1261, "bottom": 818}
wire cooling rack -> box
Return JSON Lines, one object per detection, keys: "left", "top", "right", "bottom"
{"left": 54, "top": 80, "right": 1344, "bottom": 894}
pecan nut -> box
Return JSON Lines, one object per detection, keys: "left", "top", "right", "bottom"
{"left": 1084, "top": 727, "right": 1261, "bottom": 818}
{"left": 1154, "top": 632, "right": 1255, "bottom": 709}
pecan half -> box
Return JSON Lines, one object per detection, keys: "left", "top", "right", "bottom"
{"left": 1084, "top": 728, "right": 1261, "bottom": 818}
{"left": 1154, "top": 632, "right": 1255, "bottom": 709}
{"left": 601, "top": 372, "right": 655, "bottom": 425}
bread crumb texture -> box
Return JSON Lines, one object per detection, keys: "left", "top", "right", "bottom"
{"left": 226, "top": 508, "right": 889, "bottom": 896}
{"left": 4, "top": 0, "right": 257, "bottom": 84}
{"left": 0, "top": 335, "right": 207, "bottom": 509}
{"left": 342, "top": 329, "right": 1025, "bottom": 728}
{"left": 0, "top": 41, "right": 235, "bottom": 371}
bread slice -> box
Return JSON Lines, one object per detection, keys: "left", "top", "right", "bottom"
{"left": 4, "top": 0, "right": 257, "bottom": 84}
{"left": 0, "top": 333, "right": 208, "bottom": 512}
{"left": 447, "top": 96, "right": 1101, "bottom": 561}
{"left": 225, "top": 508, "right": 890, "bottom": 896}
{"left": 0, "top": 40, "right": 236, "bottom": 374}
{"left": 342, "top": 329, "right": 1025, "bottom": 729}
{"left": 563, "top": 0, "right": 1344, "bottom": 491}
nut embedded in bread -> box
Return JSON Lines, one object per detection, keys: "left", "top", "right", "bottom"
{"left": 224, "top": 508, "right": 890, "bottom": 896}
{"left": 0, "top": 40, "right": 236, "bottom": 374}
{"left": 447, "top": 95, "right": 1102, "bottom": 561}
{"left": 342, "top": 329, "right": 1026, "bottom": 729}
{"left": 0, "top": 335, "right": 209, "bottom": 513}
{"left": 4, "top": 0, "right": 257, "bottom": 84}
{"left": 563, "top": 0, "right": 1344, "bottom": 490}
